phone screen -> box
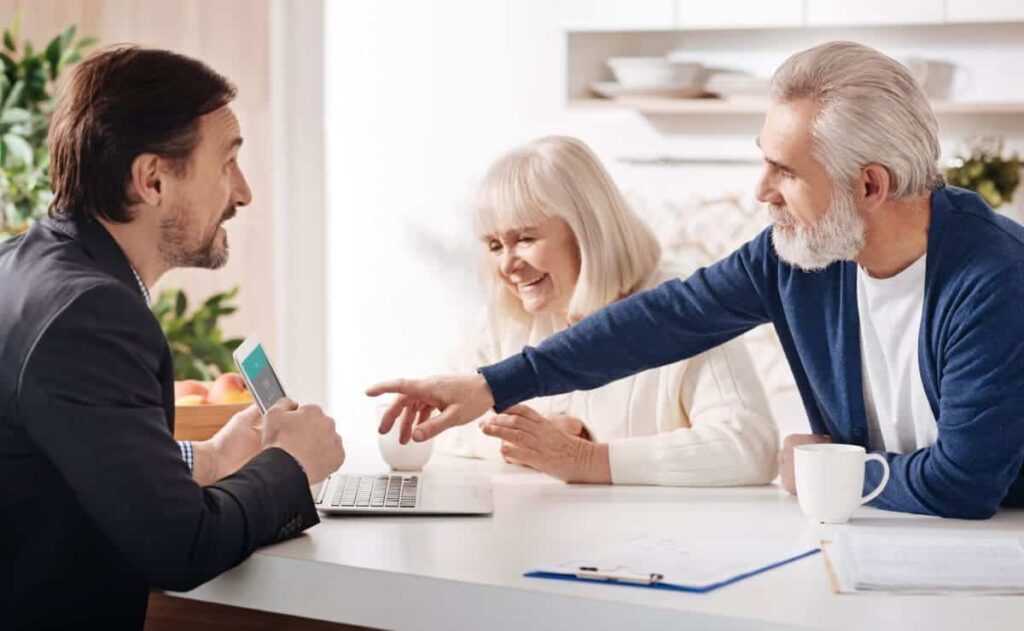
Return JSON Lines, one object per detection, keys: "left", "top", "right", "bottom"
{"left": 237, "top": 343, "right": 287, "bottom": 413}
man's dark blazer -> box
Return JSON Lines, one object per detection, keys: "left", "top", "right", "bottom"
{"left": 0, "top": 216, "right": 319, "bottom": 630}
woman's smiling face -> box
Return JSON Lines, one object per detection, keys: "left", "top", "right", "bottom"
{"left": 485, "top": 217, "right": 581, "bottom": 316}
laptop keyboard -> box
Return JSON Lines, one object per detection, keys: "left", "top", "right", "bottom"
{"left": 326, "top": 474, "right": 419, "bottom": 509}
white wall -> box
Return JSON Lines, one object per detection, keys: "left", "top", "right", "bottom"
{"left": 270, "top": 0, "right": 327, "bottom": 406}
{"left": 325, "top": 1, "right": 573, "bottom": 452}
{"left": 323, "top": 1, "right": 1024, "bottom": 454}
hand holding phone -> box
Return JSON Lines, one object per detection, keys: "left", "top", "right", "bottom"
{"left": 233, "top": 335, "right": 345, "bottom": 483}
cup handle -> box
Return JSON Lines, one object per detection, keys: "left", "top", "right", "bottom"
{"left": 860, "top": 453, "right": 890, "bottom": 505}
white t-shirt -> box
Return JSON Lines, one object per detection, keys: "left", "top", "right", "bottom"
{"left": 857, "top": 254, "right": 938, "bottom": 454}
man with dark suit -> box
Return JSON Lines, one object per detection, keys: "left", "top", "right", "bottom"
{"left": 0, "top": 46, "right": 346, "bottom": 630}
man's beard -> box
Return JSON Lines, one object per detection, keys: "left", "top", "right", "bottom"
{"left": 769, "top": 187, "right": 865, "bottom": 272}
{"left": 159, "top": 203, "right": 234, "bottom": 270}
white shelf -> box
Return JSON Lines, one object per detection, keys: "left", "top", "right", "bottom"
{"left": 571, "top": 97, "right": 1024, "bottom": 116}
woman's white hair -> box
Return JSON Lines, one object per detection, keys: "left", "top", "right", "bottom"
{"left": 473, "top": 135, "right": 661, "bottom": 323}
{"left": 770, "top": 41, "right": 944, "bottom": 197}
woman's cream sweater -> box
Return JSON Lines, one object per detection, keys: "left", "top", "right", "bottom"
{"left": 437, "top": 286, "right": 780, "bottom": 486}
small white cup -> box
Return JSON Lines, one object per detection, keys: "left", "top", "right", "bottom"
{"left": 378, "top": 421, "right": 434, "bottom": 471}
{"left": 794, "top": 444, "right": 890, "bottom": 524}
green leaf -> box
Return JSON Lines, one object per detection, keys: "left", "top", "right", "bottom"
{"left": 174, "top": 290, "right": 187, "bottom": 317}
{"left": 58, "top": 24, "right": 76, "bottom": 51}
{"left": 3, "top": 80, "right": 24, "bottom": 111}
{"left": 0, "top": 52, "right": 15, "bottom": 74}
{"left": 192, "top": 357, "right": 213, "bottom": 381}
{"left": 194, "top": 313, "right": 212, "bottom": 338}
{"left": 44, "top": 35, "right": 61, "bottom": 80}
{"left": 10, "top": 12, "right": 20, "bottom": 43}
{"left": 155, "top": 285, "right": 245, "bottom": 379}
{"left": 3, "top": 30, "right": 14, "bottom": 53}
{"left": 2, "top": 133, "right": 32, "bottom": 165}
{"left": 0, "top": 107, "right": 30, "bottom": 124}
{"left": 209, "top": 346, "right": 234, "bottom": 372}
{"left": 75, "top": 35, "right": 97, "bottom": 50}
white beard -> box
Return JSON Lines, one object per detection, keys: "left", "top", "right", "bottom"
{"left": 769, "top": 187, "right": 866, "bottom": 271}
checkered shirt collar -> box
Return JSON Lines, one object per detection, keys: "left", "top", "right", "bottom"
{"left": 128, "top": 264, "right": 151, "bottom": 305}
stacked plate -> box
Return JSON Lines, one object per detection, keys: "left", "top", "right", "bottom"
{"left": 591, "top": 56, "right": 707, "bottom": 99}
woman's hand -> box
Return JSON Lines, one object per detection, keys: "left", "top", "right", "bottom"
{"left": 482, "top": 404, "right": 610, "bottom": 484}
{"left": 483, "top": 411, "right": 589, "bottom": 465}
{"left": 548, "top": 413, "right": 591, "bottom": 441}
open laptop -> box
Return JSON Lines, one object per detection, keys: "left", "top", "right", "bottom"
{"left": 233, "top": 335, "right": 493, "bottom": 516}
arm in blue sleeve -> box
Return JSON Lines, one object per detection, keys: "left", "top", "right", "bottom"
{"left": 864, "top": 266, "right": 1024, "bottom": 519}
{"left": 481, "top": 231, "right": 777, "bottom": 411}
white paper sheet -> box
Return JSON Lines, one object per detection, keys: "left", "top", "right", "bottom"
{"left": 831, "top": 530, "right": 1024, "bottom": 594}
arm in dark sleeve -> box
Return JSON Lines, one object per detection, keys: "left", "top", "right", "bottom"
{"left": 864, "top": 267, "right": 1024, "bottom": 519}
{"left": 481, "top": 231, "right": 776, "bottom": 410}
{"left": 15, "top": 283, "right": 319, "bottom": 591}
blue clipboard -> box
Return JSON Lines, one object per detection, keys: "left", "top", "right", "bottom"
{"left": 525, "top": 547, "right": 820, "bottom": 594}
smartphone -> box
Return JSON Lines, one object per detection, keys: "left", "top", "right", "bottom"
{"left": 233, "top": 334, "right": 287, "bottom": 414}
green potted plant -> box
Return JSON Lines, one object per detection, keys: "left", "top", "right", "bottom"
{"left": 945, "top": 136, "right": 1021, "bottom": 210}
{"left": 151, "top": 285, "right": 246, "bottom": 381}
{"left": 0, "top": 15, "right": 95, "bottom": 241}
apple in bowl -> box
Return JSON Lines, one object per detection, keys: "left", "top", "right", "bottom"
{"left": 174, "top": 379, "right": 209, "bottom": 402}
{"left": 173, "top": 373, "right": 255, "bottom": 440}
{"left": 206, "top": 373, "right": 252, "bottom": 405}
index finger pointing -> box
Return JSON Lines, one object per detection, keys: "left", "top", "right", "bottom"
{"left": 366, "top": 379, "right": 417, "bottom": 398}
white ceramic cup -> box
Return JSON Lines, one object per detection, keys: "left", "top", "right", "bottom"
{"left": 378, "top": 417, "right": 434, "bottom": 471}
{"left": 794, "top": 444, "right": 890, "bottom": 524}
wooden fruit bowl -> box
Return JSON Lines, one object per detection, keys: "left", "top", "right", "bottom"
{"left": 173, "top": 403, "right": 251, "bottom": 441}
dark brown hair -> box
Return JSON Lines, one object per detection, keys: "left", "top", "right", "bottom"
{"left": 48, "top": 45, "right": 236, "bottom": 223}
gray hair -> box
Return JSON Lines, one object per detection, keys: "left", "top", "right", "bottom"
{"left": 770, "top": 41, "right": 943, "bottom": 197}
{"left": 473, "top": 136, "right": 661, "bottom": 323}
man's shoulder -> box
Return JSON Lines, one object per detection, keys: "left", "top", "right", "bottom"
{"left": 929, "top": 189, "right": 1024, "bottom": 327}
{"left": 1, "top": 219, "right": 116, "bottom": 296}
{"left": 938, "top": 187, "right": 1024, "bottom": 268}
{"left": 0, "top": 225, "right": 155, "bottom": 412}
{"left": 0, "top": 222, "right": 144, "bottom": 333}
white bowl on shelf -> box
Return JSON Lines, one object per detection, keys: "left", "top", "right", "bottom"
{"left": 590, "top": 81, "right": 708, "bottom": 100}
{"left": 607, "top": 57, "right": 704, "bottom": 88}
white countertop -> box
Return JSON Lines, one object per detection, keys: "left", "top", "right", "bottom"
{"left": 177, "top": 454, "right": 1024, "bottom": 631}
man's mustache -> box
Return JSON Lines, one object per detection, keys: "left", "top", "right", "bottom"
{"left": 768, "top": 204, "right": 794, "bottom": 229}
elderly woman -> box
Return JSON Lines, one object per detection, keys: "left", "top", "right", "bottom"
{"left": 432, "top": 135, "right": 778, "bottom": 486}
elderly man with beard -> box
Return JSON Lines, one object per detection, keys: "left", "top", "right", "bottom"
{"left": 369, "top": 41, "right": 1024, "bottom": 520}
{"left": 0, "top": 47, "right": 345, "bottom": 630}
